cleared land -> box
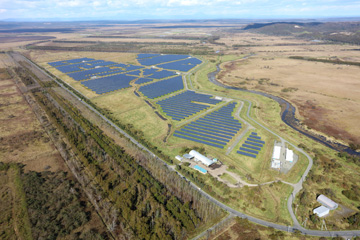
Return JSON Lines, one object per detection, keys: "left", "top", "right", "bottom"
{"left": 218, "top": 54, "right": 360, "bottom": 146}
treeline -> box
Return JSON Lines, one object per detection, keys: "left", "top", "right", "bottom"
{"left": 53, "top": 40, "right": 193, "bottom": 46}
{"left": 0, "top": 162, "right": 109, "bottom": 239}
{"left": 289, "top": 56, "right": 360, "bottom": 67}
{"left": 29, "top": 80, "right": 223, "bottom": 238}
{"left": 26, "top": 44, "right": 212, "bottom": 55}
{"left": 87, "top": 35, "right": 214, "bottom": 41}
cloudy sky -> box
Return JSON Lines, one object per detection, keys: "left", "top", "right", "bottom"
{"left": 0, "top": 0, "right": 359, "bottom": 20}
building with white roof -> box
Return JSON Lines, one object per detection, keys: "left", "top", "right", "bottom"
{"left": 189, "top": 150, "right": 214, "bottom": 167}
{"left": 317, "top": 195, "right": 338, "bottom": 210}
{"left": 272, "top": 146, "right": 281, "bottom": 160}
{"left": 285, "top": 148, "right": 294, "bottom": 162}
{"left": 313, "top": 206, "right": 330, "bottom": 218}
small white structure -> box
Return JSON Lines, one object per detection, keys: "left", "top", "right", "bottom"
{"left": 183, "top": 154, "right": 194, "bottom": 160}
{"left": 313, "top": 206, "right": 330, "bottom": 218}
{"left": 214, "top": 96, "right": 223, "bottom": 101}
{"left": 175, "top": 155, "right": 183, "bottom": 162}
{"left": 189, "top": 150, "right": 214, "bottom": 167}
{"left": 285, "top": 148, "right": 294, "bottom": 162}
{"left": 271, "top": 159, "right": 281, "bottom": 169}
{"left": 317, "top": 195, "right": 338, "bottom": 210}
{"left": 272, "top": 146, "right": 281, "bottom": 160}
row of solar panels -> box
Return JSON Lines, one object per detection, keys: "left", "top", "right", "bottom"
{"left": 137, "top": 54, "right": 190, "bottom": 66}
{"left": 237, "top": 132, "right": 265, "bottom": 158}
{"left": 157, "top": 91, "right": 222, "bottom": 121}
{"left": 81, "top": 74, "right": 137, "bottom": 94}
{"left": 157, "top": 58, "right": 202, "bottom": 72}
{"left": 174, "top": 102, "right": 242, "bottom": 148}
{"left": 48, "top": 57, "right": 94, "bottom": 67}
{"left": 138, "top": 76, "right": 184, "bottom": 99}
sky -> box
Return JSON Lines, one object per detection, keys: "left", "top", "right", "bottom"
{"left": 0, "top": 0, "right": 359, "bottom": 20}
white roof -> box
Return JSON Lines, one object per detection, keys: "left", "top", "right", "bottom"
{"left": 272, "top": 146, "right": 281, "bottom": 160}
{"left": 285, "top": 149, "right": 294, "bottom": 162}
{"left": 313, "top": 206, "right": 330, "bottom": 217}
{"left": 189, "top": 150, "right": 214, "bottom": 166}
{"left": 317, "top": 194, "right": 338, "bottom": 210}
{"left": 271, "top": 160, "right": 281, "bottom": 169}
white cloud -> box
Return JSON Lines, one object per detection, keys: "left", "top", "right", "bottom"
{"left": 0, "top": 9, "right": 7, "bottom": 13}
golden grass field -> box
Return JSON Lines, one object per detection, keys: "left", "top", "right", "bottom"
{"left": 0, "top": 54, "right": 66, "bottom": 172}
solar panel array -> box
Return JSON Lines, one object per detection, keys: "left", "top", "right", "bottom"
{"left": 48, "top": 57, "right": 94, "bottom": 67}
{"left": 157, "top": 58, "right": 202, "bottom": 72}
{"left": 67, "top": 67, "right": 123, "bottom": 81}
{"left": 137, "top": 54, "right": 190, "bottom": 66}
{"left": 157, "top": 91, "right": 221, "bottom": 121}
{"left": 237, "top": 132, "right": 265, "bottom": 158}
{"left": 174, "top": 102, "right": 242, "bottom": 148}
{"left": 81, "top": 74, "right": 137, "bottom": 94}
{"left": 134, "top": 78, "right": 153, "bottom": 85}
{"left": 137, "top": 53, "right": 161, "bottom": 59}
{"left": 138, "top": 76, "right": 184, "bottom": 99}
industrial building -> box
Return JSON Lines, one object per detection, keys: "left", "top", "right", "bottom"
{"left": 189, "top": 150, "right": 214, "bottom": 167}
{"left": 317, "top": 195, "right": 338, "bottom": 210}
{"left": 285, "top": 148, "right": 294, "bottom": 162}
{"left": 272, "top": 145, "right": 281, "bottom": 160}
{"left": 313, "top": 206, "right": 330, "bottom": 218}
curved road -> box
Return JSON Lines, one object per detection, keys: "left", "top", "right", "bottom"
{"left": 16, "top": 53, "right": 360, "bottom": 238}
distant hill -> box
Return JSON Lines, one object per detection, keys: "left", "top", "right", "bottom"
{"left": 243, "top": 21, "right": 360, "bottom": 45}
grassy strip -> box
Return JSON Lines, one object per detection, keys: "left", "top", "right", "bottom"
{"left": 289, "top": 56, "right": 360, "bottom": 67}
{"left": 8, "top": 164, "right": 33, "bottom": 240}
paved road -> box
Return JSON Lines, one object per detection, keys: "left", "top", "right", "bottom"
{"left": 17, "top": 53, "right": 360, "bottom": 238}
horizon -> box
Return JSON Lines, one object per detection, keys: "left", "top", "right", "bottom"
{"left": 0, "top": 0, "right": 360, "bottom": 21}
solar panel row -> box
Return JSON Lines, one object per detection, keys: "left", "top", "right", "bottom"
{"left": 81, "top": 74, "right": 137, "bottom": 94}
{"left": 137, "top": 53, "right": 161, "bottom": 59}
{"left": 237, "top": 132, "right": 265, "bottom": 158}
{"left": 157, "top": 57, "right": 202, "bottom": 72}
{"left": 48, "top": 57, "right": 95, "bottom": 67}
{"left": 138, "top": 76, "right": 184, "bottom": 99}
{"left": 137, "top": 54, "right": 190, "bottom": 66}
{"left": 174, "top": 102, "right": 243, "bottom": 148}
{"left": 157, "top": 90, "right": 222, "bottom": 121}
{"left": 134, "top": 78, "right": 153, "bottom": 85}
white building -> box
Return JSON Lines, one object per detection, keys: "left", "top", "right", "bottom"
{"left": 271, "top": 159, "right": 281, "bottom": 169}
{"left": 272, "top": 146, "right": 281, "bottom": 160}
{"left": 189, "top": 150, "right": 214, "bottom": 167}
{"left": 175, "top": 155, "right": 183, "bottom": 161}
{"left": 317, "top": 195, "right": 338, "bottom": 210}
{"left": 313, "top": 206, "right": 330, "bottom": 218}
{"left": 285, "top": 148, "right": 294, "bottom": 162}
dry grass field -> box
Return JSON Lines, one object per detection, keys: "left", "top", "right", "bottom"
{"left": 0, "top": 54, "right": 66, "bottom": 172}
{"left": 216, "top": 33, "right": 360, "bottom": 146}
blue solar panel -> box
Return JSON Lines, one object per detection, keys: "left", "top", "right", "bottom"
{"left": 242, "top": 144, "right": 261, "bottom": 151}
{"left": 249, "top": 135, "right": 261, "bottom": 139}
{"left": 137, "top": 53, "right": 161, "bottom": 59}
{"left": 183, "top": 126, "right": 233, "bottom": 139}
{"left": 139, "top": 76, "right": 184, "bottom": 99}
{"left": 175, "top": 131, "right": 227, "bottom": 145}
{"left": 48, "top": 58, "right": 94, "bottom": 67}
{"left": 239, "top": 147, "right": 259, "bottom": 155}
{"left": 173, "top": 133, "right": 224, "bottom": 149}
{"left": 157, "top": 57, "right": 202, "bottom": 72}
{"left": 81, "top": 74, "right": 136, "bottom": 94}
{"left": 236, "top": 151, "right": 257, "bottom": 158}
{"left": 245, "top": 141, "right": 263, "bottom": 147}
{"left": 247, "top": 138, "right": 265, "bottom": 144}
{"left": 148, "top": 70, "right": 176, "bottom": 79}
{"left": 135, "top": 78, "right": 153, "bottom": 84}
{"left": 251, "top": 132, "right": 257, "bottom": 135}
{"left": 180, "top": 129, "right": 230, "bottom": 142}
{"left": 173, "top": 102, "right": 242, "bottom": 148}
{"left": 143, "top": 68, "right": 159, "bottom": 76}
{"left": 138, "top": 54, "right": 190, "bottom": 66}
